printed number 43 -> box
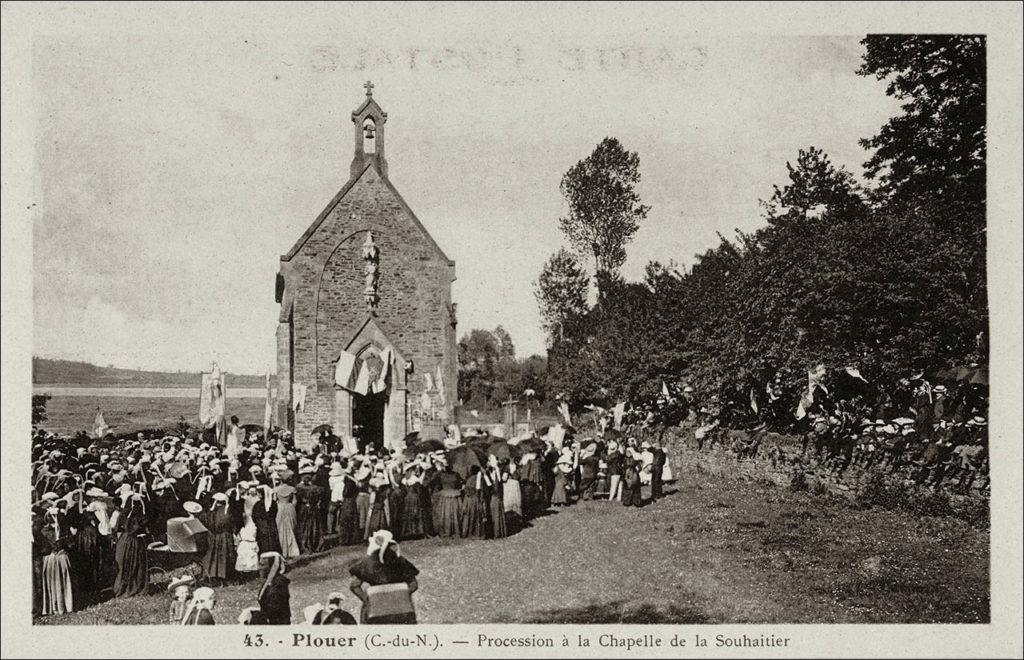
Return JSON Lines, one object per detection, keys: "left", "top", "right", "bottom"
{"left": 245, "top": 634, "right": 266, "bottom": 647}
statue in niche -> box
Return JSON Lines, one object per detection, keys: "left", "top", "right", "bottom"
{"left": 362, "top": 232, "right": 380, "bottom": 311}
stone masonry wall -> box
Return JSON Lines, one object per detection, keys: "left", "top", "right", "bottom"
{"left": 279, "top": 164, "right": 456, "bottom": 444}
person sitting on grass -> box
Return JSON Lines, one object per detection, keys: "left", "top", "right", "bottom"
{"left": 349, "top": 530, "right": 419, "bottom": 624}
{"left": 180, "top": 586, "right": 216, "bottom": 625}
{"left": 251, "top": 551, "right": 291, "bottom": 624}
{"left": 313, "top": 592, "right": 358, "bottom": 625}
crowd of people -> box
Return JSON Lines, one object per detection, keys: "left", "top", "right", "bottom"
{"left": 31, "top": 413, "right": 673, "bottom": 623}
{"left": 677, "top": 372, "right": 990, "bottom": 495}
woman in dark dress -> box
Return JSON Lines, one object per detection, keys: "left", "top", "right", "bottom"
{"left": 251, "top": 486, "right": 281, "bottom": 555}
{"left": 364, "top": 479, "right": 391, "bottom": 539}
{"left": 349, "top": 530, "right": 419, "bottom": 624}
{"left": 386, "top": 472, "right": 405, "bottom": 538}
{"left": 461, "top": 466, "right": 487, "bottom": 539}
{"left": 254, "top": 551, "right": 291, "bottom": 624}
{"left": 311, "top": 591, "right": 358, "bottom": 624}
{"left": 295, "top": 472, "right": 326, "bottom": 554}
{"left": 485, "top": 459, "right": 507, "bottom": 539}
{"left": 432, "top": 466, "right": 463, "bottom": 538}
{"left": 112, "top": 495, "right": 149, "bottom": 597}
{"left": 200, "top": 493, "right": 235, "bottom": 585}
{"left": 622, "top": 459, "right": 643, "bottom": 507}
{"left": 73, "top": 491, "right": 115, "bottom": 602}
{"left": 399, "top": 468, "right": 429, "bottom": 541}
{"left": 336, "top": 470, "right": 362, "bottom": 546}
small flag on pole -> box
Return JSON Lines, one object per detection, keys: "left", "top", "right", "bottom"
{"left": 263, "top": 370, "right": 273, "bottom": 440}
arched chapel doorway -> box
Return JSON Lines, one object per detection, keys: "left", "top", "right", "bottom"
{"left": 352, "top": 389, "right": 387, "bottom": 453}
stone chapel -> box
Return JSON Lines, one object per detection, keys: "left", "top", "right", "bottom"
{"left": 275, "top": 83, "right": 457, "bottom": 450}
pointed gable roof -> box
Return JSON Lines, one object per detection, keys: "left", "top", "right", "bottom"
{"left": 280, "top": 162, "right": 454, "bottom": 267}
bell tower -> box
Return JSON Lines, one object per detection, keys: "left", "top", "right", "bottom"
{"left": 350, "top": 80, "right": 388, "bottom": 179}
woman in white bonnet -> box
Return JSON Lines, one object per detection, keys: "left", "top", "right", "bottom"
{"left": 349, "top": 530, "right": 419, "bottom": 624}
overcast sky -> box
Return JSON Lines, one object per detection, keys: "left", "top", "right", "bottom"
{"left": 30, "top": 6, "right": 901, "bottom": 373}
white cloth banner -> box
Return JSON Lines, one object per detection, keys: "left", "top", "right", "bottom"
{"left": 435, "top": 364, "right": 446, "bottom": 406}
{"left": 547, "top": 424, "right": 566, "bottom": 450}
{"left": 200, "top": 368, "right": 226, "bottom": 429}
{"left": 557, "top": 401, "right": 572, "bottom": 426}
{"left": 613, "top": 402, "right": 626, "bottom": 430}
{"left": 292, "top": 383, "right": 307, "bottom": 412}
{"left": 371, "top": 347, "right": 393, "bottom": 394}
{"left": 263, "top": 371, "right": 273, "bottom": 437}
{"left": 334, "top": 350, "right": 359, "bottom": 390}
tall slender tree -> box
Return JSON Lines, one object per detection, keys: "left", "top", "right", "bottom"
{"left": 558, "top": 137, "right": 650, "bottom": 279}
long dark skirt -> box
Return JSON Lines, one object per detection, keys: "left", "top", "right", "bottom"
{"left": 488, "top": 494, "right": 507, "bottom": 539}
{"left": 400, "top": 485, "right": 429, "bottom": 540}
{"left": 254, "top": 514, "right": 281, "bottom": 555}
{"left": 432, "top": 491, "right": 462, "bottom": 538}
{"left": 418, "top": 485, "right": 436, "bottom": 537}
{"left": 113, "top": 534, "right": 148, "bottom": 597}
{"left": 72, "top": 526, "right": 112, "bottom": 599}
{"left": 337, "top": 499, "right": 362, "bottom": 546}
{"left": 461, "top": 492, "right": 486, "bottom": 539}
{"left": 337, "top": 499, "right": 362, "bottom": 544}
{"left": 297, "top": 504, "right": 326, "bottom": 554}
{"left": 387, "top": 489, "right": 405, "bottom": 537}
{"left": 201, "top": 531, "right": 234, "bottom": 580}
{"left": 365, "top": 506, "right": 388, "bottom": 539}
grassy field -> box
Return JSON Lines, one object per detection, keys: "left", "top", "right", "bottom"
{"left": 37, "top": 395, "right": 268, "bottom": 436}
{"left": 37, "top": 446, "right": 988, "bottom": 625}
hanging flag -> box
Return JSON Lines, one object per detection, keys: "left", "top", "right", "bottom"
{"left": 547, "top": 424, "right": 566, "bottom": 450}
{"left": 263, "top": 370, "right": 273, "bottom": 439}
{"left": 292, "top": 383, "right": 307, "bottom": 412}
{"left": 199, "top": 364, "right": 226, "bottom": 429}
{"left": 613, "top": 401, "right": 626, "bottom": 430}
{"left": 435, "top": 364, "right": 446, "bottom": 406}
{"left": 795, "top": 364, "right": 826, "bottom": 419}
{"left": 424, "top": 372, "right": 435, "bottom": 392}
{"left": 661, "top": 381, "right": 671, "bottom": 399}
{"left": 750, "top": 387, "right": 759, "bottom": 414}
{"left": 92, "top": 411, "right": 110, "bottom": 439}
{"left": 353, "top": 361, "right": 371, "bottom": 396}
{"left": 334, "top": 350, "right": 360, "bottom": 391}
{"left": 557, "top": 401, "right": 572, "bottom": 425}
{"left": 371, "top": 347, "right": 393, "bottom": 394}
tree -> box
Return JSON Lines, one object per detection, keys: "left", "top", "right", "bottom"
{"left": 760, "top": 147, "right": 865, "bottom": 225}
{"left": 492, "top": 325, "right": 515, "bottom": 360}
{"left": 558, "top": 137, "right": 650, "bottom": 277}
{"left": 32, "top": 394, "right": 51, "bottom": 425}
{"left": 458, "top": 328, "right": 547, "bottom": 409}
{"left": 534, "top": 248, "right": 590, "bottom": 347}
{"left": 858, "top": 35, "right": 986, "bottom": 216}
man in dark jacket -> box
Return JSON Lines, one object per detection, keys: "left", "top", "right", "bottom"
{"left": 650, "top": 443, "right": 666, "bottom": 500}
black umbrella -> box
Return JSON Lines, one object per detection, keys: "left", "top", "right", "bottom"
{"left": 515, "top": 436, "right": 547, "bottom": 453}
{"left": 311, "top": 424, "right": 333, "bottom": 436}
{"left": 447, "top": 445, "right": 485, "bottom": 479}
{"left": 487, "top": 440, "right": 521, "bottom": 461}
{"left": 412, "top": 439, "right": 445, "bottom": 454}
{"left": 402, "top": 431, "right": 421, "bottom": 447}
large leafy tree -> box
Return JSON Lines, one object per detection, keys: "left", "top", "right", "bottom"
{"left": 858, "top": 35, "right": 986, "bottom": 216}
{"left": 558, "top": 137, "right": 650, "bottom": 277}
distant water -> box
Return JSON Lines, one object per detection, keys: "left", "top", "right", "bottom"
{"left": 33, "top": 386, "right": 274, "bottom": 398}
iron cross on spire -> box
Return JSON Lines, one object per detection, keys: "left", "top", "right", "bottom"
{"left": 364, "top": 80, "right": 374, "bottom": 96}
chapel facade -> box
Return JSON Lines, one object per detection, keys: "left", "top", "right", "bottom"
{"left": 275, "top": 83, "right": 457, "bottom": 450}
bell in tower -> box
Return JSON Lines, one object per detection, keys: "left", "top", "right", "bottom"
{"left": 350, "top": 81, "right": 388, "bottom": 179}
